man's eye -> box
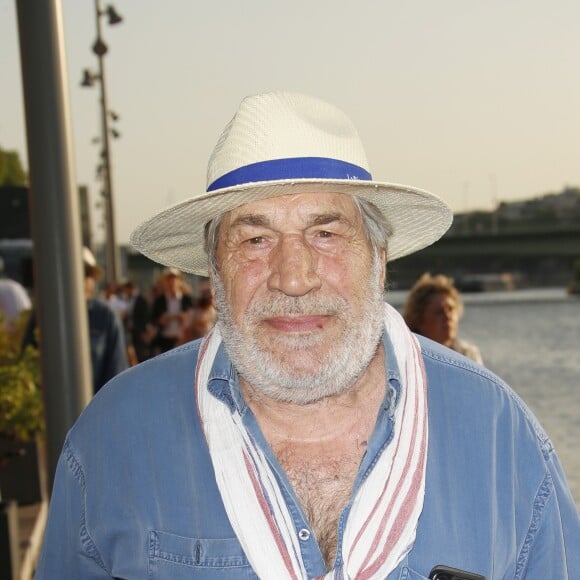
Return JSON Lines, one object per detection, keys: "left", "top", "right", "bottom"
{"left": 246, "top": 236, "right": 265, "bottom": 245}
{"left": 317, "top": 230, "right": 334, "bottom": 238}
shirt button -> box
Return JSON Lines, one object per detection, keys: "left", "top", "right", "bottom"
{"left": 298, "top": 528, "right": 311, "bottom": 541}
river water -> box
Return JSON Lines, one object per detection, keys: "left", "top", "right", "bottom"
{"left": 387, "top": 287, "right": 580, "bottom": 507}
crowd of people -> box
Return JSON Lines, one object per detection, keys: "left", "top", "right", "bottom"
{"left": 14, "top": 248, "right": 216, "bottom": 396}
{"left": 102, "top": 265, "right": 216, "bottom": 366}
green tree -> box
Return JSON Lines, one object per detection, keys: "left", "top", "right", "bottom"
{"left": 0, "top": 146, "right": 27, "bottom": 186}
{"left": 0, "top": 312, "right": 43, "bottom": 440}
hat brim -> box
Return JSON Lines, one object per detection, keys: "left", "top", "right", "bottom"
{"left": 130, "top": 179, "right": 453, "bottom": 277}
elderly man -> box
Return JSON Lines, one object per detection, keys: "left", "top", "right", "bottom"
{"left": 36, "top": 92, "right": 579, "bottom": 579}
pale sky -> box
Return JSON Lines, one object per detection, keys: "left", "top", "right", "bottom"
{"left": 1, "top": 0, "right": 579, "bottom": 244}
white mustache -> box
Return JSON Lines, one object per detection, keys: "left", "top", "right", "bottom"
{"left": 247, "top": 294, "right": 348, "bottom": 318}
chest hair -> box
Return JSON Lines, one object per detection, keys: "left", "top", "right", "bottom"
{"left": 274, "top": 443, "right": 366, "bottom": 570}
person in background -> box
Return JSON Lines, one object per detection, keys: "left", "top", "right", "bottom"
{"left": 0, "top": 256, "right": 31, "bottom": 332}
{"left": 403, "top": 272, "right": 483, "bottom": 364}
{"left": 150, "top": 267, "right": 193, "bottom": 353}
{"left": 24, "top": 247, "right": 129, "bottom": 394}
{"left": 35, "top": 92, "right": 579, "bottom": 579}
{"left": 82, "top": 248, "right": 129, "bottom": 392}
{"left": 178, "top": 292, "right": 217, "bottom": 344}
{"left": 194, "top": 286, "right": 217, "bottom": 336}
{"left": 102, "top": 281, "right": 128, "bottom": 321}
{"left": 120, "top": 279, "right": 152, "bottom": 364}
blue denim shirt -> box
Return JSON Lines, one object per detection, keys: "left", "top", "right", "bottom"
{"left": 35, "top": 330, "right": 580, "bottom": 579}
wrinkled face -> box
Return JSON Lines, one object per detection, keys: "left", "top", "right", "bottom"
{"left": 212, "top": 192, "right": 386, "bottom": 404}
{"left": 416, "top": 293, "right": 460, "bottom": 347}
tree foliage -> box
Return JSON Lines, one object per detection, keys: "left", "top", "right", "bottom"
{"left": 0, "top": 311, "right": 43, "bottom": 440}
{"left": 0, "top": 146, "right": 28, "bottom": 186}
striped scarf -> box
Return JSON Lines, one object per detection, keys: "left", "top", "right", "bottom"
{"left": 195, "top": 303, "right": 428, "bottom": 579}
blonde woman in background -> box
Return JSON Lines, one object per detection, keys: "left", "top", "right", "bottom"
{"left": 403, "top": 272, "right": 483, "bottom": 364}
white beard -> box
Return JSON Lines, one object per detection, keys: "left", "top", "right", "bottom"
{"left": 213, "top": 256, "right": 385, "bottom": 405}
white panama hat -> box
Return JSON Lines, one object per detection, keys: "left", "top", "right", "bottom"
{"left": 130, "top": 91, "right": 453, "bottom": 277}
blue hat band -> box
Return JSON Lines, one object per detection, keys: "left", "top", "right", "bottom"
{"left": 207, "top": 157, "right": 372, "bottom": 192}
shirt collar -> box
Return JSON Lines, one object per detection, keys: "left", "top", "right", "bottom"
{"left": 206, "top": 342, "right": 245, "bottom": 413}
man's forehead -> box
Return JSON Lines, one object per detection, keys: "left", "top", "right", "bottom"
{"left": 222, "top": 192, "right": 359, "bottom": 224}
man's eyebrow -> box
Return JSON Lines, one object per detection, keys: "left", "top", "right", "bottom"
{"left": 308, "top": 212, "right": 345, "bottom": 226}
{"left": 228, "top": 214, "right": 271, "bottom": 229}
{"left": 228, "top": 211, "right": 348, "bottom": 230}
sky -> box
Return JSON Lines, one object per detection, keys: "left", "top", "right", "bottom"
{"left": 1, "top": 0, "right": 579, "bottom": 245}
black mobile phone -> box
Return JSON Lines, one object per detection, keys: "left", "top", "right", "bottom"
{"left": 429, "top": 564, "right": 486, "bottom": 580}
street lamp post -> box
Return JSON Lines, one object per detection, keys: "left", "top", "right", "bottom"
{"left": 82, "top": 0, "right": 123, "bottom": 282}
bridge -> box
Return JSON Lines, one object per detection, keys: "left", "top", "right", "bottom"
{"left": 389, "top": 227, "right": 580, "bottom": 289}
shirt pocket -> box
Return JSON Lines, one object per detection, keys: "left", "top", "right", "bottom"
{"left": 148, "top": 530, "right": 258, "bottom": 579}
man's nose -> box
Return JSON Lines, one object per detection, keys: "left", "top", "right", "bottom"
{"left": 267, "top": 235, "right": 322, "bottom": 296}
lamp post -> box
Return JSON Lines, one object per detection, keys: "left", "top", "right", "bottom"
{"left": 81, "top": 0, "right": 123, "bottom": 283}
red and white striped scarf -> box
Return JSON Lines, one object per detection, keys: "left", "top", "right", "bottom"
{"left": 195, "top": 303, "right": 428, "bottom": 579}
